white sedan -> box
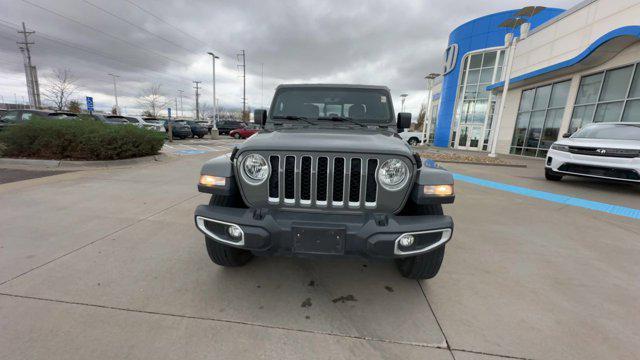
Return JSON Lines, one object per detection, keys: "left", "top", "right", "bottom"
{"left": 545, "top": 122, "right": 640, "bottom": 183}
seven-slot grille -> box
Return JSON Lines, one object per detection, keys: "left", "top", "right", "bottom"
{"left": 267, "top": 154, "right": 379, "bottom": 209}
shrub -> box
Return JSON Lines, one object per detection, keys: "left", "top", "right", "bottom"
{"left": 0, "top": 117, "right": 165, "bottom": 160}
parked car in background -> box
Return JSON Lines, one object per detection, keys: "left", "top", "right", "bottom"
{"left": 87, "top": 114, "right": 129, "bottom": 125}
{"left": 0, "top": 109, "right": 78, "bottom": 131}
{"left": 186, "top": 120, "right": 208, "bottom": 138}
{"left": 546, "top": 122, "right": 640, "bottom": 183}
{"left": 198, "top": 120, "right": 213, "bottom": 133}
{"left": 216, "top": 119, "right": 246, "bottom": 135}
{"left": 123, "top": 116, "right": 165, "bottom": 132}
{"left": 163, "top": 119, "right": 192, "bottom": 139}
{"left": 398, "top": 130, "right": 426, "bottom": 146}
{"left": 229, "top": 123, "right": 260, "bottom": 139}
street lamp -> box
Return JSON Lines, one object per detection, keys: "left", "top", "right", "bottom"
{"left": 400, "top": 94, "right": 408, "bottom": 112}
{"left": 108, "top": 73, "right": 120, "bottom": 115}
{"left": 422, "top": 73, "right": 440, "bottom": 145}
{"left": 207, "top": 52, "right": 220, "bottom": 131}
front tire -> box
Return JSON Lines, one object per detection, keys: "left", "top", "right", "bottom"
{"left": 395, "top": 203, "right": 446, "bottom": 280}
{"left": 233, "top": 133, "right": 241, "bottom": 139}
{"left": 205, "top": 237, "right": 253, "bottom": 267}
{"left": 545, "top": 168, "right": 563, "bottom": 181}
{"left": 408, "top": 137, "right": 419, "bottom": 146}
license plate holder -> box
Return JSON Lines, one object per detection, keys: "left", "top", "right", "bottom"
{"left": 292, "top": 226, "right": 346, "bottom": 255}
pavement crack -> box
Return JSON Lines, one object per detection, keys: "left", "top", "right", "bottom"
{"left": 0, "top": 292, "right": 449, "bottom": 351}
{"left": 450, "top": 347, "right": 536, "bottom": 360}
{"left": 0, "top": 193, "right": 201, "bottom": 287}
{"left": 418, "top": 280, "right": 456, "bottom": 359}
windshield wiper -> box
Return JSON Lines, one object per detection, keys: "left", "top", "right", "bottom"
{"left": 271, "top": 115, "right": 317, "bottom": 125}
{"left": 318, "top": 116, "right": 367, "bottom": 127}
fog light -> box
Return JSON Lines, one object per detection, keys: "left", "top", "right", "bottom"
{"left": 423, "top": 184, "right": 454, "bottom": 196}
{"left": 398, "top": 234, "right": 415, "bottom": 247}
{"left": 227, "top": 225, "right": 243, "bottom": 239}
{"left": 199, "top": 175, "right": 226, "bottom": 187}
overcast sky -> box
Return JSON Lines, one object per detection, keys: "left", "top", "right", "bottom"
{"left": 0, "top": 0, "right": 578, "bottom": 117}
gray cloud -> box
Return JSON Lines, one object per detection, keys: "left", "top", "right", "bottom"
{"left": 0, "top": 0, "right": 579, "bottom": 115}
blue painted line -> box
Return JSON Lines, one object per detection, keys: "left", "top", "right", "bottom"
{"left": 176, "top": 150, "right": 208, "bottom": 155}
{"left": 452, "top": 173, "right": 640, "bottom": 220}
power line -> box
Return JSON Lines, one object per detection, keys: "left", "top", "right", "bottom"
{"left": 0, "top": 20, "right": 193, "bottom": 85}
{"left": 21, "top": 0, "right": 190, "bottom": 67}
{"left": 123, "top": 0, "right": 208, "bottom": 47}
{"left": 81, "top": 0, "right": 200, "bottom": 56}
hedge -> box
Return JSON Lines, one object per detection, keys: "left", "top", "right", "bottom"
{"left": 0, "top": 117, "right": 165, "bottom": 160}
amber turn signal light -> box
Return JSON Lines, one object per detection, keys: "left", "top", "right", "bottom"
{"left": 199, "top": 175, "right": 226, "bottom": 187}
{"left": 423, "top": 184, "right": 454, "bottom": 196}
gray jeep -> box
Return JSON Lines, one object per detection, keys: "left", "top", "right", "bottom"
{"left": 194, "top": 84, "right": 455, "bottom": 279}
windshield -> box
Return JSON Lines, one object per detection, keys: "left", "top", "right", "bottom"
{"left": 144, "top": 119, "right": 161, "bottom": 124}
{"left": 270, "top": 87, "right": 393, "bottom": 124}
{"left": 572, "top": 123, "right": 640, "bottom": 141}
{"left": 105, "top": 118, "right": 129, "bottom": 124}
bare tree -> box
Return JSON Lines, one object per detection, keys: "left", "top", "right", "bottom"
{"left": 137, "top": 84, "right": 169, "bottom": 117}
{"left": 44, "top": 69, "right": 77, "bottom": 111}
{"left": 199, "top": 102, "right": 214, "bottom": 119}
{"left": 110, "top": 105, "right": 118, "bottom": 115}
{"left": 415, "top": 102, "right": 427, "bottom": 131}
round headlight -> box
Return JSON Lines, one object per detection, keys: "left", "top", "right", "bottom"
{"left": 242, "top": 154, "right": 268, "bottom": 184}
{"left": 378, "top": 158, "right": 409, "bottom": 191}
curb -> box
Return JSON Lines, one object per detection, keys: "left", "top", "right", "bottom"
{"left": 0, "top": 153, "right": 170, "bottom": 169}
{"left": 429, "top": 159, "right": 528, "bottom": 168}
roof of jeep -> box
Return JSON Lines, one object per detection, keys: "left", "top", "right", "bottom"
{"left": 275, "top": 84, "right": 390, "bottom": 91}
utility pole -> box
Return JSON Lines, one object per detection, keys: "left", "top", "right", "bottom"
{"left": 193, "top": 81, "right": 201, "bottom": 120}
{"left": 237, "top": 50, "right": 246, "bottom": 120}
{"left": 175, "top": 97, "right": 178, "bottom": 119}
{"left": 400, "top": 94, "right": 408, "bottom": 112}
{"left": 108, "top": 73, "right": 120, "bottom": 114}
{"left": 261, "top": 63, "right": 264, "bottom": 108}
{"left": 177, "top": 89, "right": 184, "bottom": 117}
{"left": 207, "top": 52, "right": 220, "bottom": 130}
{"left": 17, "top": 22, "right": 40, "bottom": 108}
{"left": 422, "top": 73, "right": 440, "bottom": 145}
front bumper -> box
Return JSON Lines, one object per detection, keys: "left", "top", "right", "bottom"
{"left": 194, "top": 205, "right": 453, "bottom": 259}
{"left": 547, "top": 149, "right": 640, "bottom": 182}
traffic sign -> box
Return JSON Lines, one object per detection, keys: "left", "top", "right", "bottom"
{"left": 85, "top": 96, "right": 94, "bottom": 112}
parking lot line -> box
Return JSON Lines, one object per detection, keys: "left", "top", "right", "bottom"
{"left": 453, "top": 173, "right": 640, "bottom": 220}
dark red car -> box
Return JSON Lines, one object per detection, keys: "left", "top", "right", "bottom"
{"left": 229, "top": 124, "right": 260, "bottom": 139}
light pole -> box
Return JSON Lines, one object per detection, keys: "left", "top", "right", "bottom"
{"left": 108, "top": 73, "right": 120, "bottom": 114}
{"left": 400, "top": 94, "right": 408, "bottom": 112}
{"left": 177, "top": 90, "right": 184, "bottom": 117}
{"left": 422, "top": 73, "right": 440, "bottom": 145}
{"left": 207, "top": 52, "right": 220, "bottom": 130}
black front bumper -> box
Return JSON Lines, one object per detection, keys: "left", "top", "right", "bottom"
{"left": 194, "top": 205, "right": 453, "bottom": 259}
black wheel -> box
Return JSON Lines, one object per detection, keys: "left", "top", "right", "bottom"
{"left": 198, "top": 134, "right": 204, "bottom": 138}
{"left": 545, "top": 168, "right": 563, "bottom": 181}
{"left": 408, "top": 137, "right": 419, "bottom": 146}
{"left": 395, "top": 202, "right": 446, "bottom": 279}
{"left": 233, "top": 133, "right": 241, "bottom": 139}
{"left": 205, "top": 237, "right": 253, "bottom": 267}
{"left": 179, "top": 136, "right": 186, "bottom": 140}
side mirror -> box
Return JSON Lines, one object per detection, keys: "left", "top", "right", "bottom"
{"left": 254, "top": 109, "right": 267, "bottom": 126}
{"left": 397, "top": 112, "right": 411, "bottom": 131}
{"left": 562, "top": 132, "right": 571, "bottom": 138}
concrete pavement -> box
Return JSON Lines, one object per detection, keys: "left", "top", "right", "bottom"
{"left": 1, "top": 150, "right": 639, "bottom": 359}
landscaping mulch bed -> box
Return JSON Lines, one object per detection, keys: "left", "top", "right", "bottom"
{"left": 417, "top": 149, "right": 527, "bottom": 167}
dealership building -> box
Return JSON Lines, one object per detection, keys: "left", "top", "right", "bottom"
{"left": 427, "top": 0, "right": 640, "bottom": 157}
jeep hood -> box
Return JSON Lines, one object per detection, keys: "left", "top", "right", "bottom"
{"left": 236, "top": 128, "right": 412, "bottom": 156}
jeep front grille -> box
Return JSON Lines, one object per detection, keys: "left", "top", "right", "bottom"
{"left": 268, "top": 154, "right": 379, "bottom": 209}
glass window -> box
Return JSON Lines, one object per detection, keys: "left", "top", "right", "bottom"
{"left": 532, "top": 85, "right": 552, "bottom": 110}
{"left": 1, "top": 110, "right": 19, "bottom": 122}
{"left": 511, "top": 112, "right": 530, "bottom": 147}
{"left": 482, "top": 52, "right": 496, "bottom": 68}
{"left": 569, "top": 105, "right": 595, "bottom": 133}
{"left": 511, "top": 81, "right": 570, "bottom": 156}
{"left": 575, "top": 72, "right": 604, "bottom": 104}
{"left": 467, "top": 69, "right": 480, "bottom": 84}
{"left": 479, "top": 68, "right": 494, "bottom": 83}
{"left": 599, "top": 65, "right": 633, "bottom": 101}
{"left": 621, "top": 99, "right": 640, "bottom": 122}
{"left": 627, "top": 64, "right": 640, "bottom": 98}
{"left": 469, "top": 54, "right": 482, "bottom": 69}
{"left": 593, "top": 102, "right": 623, "bottom": 122}
{"left": 539, "top": 108, "right": 563, "bottom": 149}
{"left": 22, "top": 112, "right": 33, "bottom": 121}
{"left": 549, "top": 81, "right": 570, "bottom": 108}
